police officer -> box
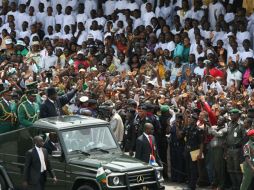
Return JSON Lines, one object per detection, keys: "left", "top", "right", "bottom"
{"left": 169, "top": 113, "right": 185, "bottom": 182}
{"left": 182, "top": 113, "right": 203, "bottom": 190}
{"left": 240, "top": 129, "right": 254, "bottom": 190}
{"left": 225, "top": 108, "right": 245, "bottom": 190}
{"left": 208, "top": 116, "right": 227, "bottom": 190}
{"left": 136, "top": 104, "right": 151, "bottom": 137}
{"left": 123, "top": 108, "right": 137, "bottom": 156}
{"left": 0, "top": 87, "right": 17, "bottom": 133}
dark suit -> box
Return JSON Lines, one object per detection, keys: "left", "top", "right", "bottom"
{"left": 24, "top": 147, "right": 55, "bottom": 190}
{"left": 135, "top": 134, "right": 161, "bottom": 165}
{"left": 43, "top": 140, "right": 57, "bottom": 155}
{"left": 40, "top": 89, "right": 77, "bottom": 118}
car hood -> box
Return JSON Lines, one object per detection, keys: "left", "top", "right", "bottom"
{"left": 69, "top": 152, "right": 152, "bottom": 172}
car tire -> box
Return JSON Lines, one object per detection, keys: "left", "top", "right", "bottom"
{"left": 77, "top": 185, "right": 95, "bottom": 190}
{"left": 0, "top": 175, "right": 7, "bottom": 190}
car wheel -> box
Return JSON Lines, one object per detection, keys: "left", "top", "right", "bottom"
{"left": 0, "top": 175, "right": 7, "bottom": 190}
{"left": 77, "top": 185, "right": 95, "bottom": 190}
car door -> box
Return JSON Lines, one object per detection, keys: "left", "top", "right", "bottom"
{"left": 35, "top": 127, "right": 66, "bottom": 190}
{"left": 1, "top": 127, "right": 34, "bottom": 189}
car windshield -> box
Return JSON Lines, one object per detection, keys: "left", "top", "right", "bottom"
{"left": 61, "top": 126, "right": 118, "bottom": 154}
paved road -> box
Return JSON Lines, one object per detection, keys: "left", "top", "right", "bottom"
{"left": 164, "top": 182, "right": 210, "bottom": 190}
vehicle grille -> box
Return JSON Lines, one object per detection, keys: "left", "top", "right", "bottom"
{"left": 128, "top": 170, "right": 156, "bottom": 185}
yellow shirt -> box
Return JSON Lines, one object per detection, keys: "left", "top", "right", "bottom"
{"left": 243, "top": 0, "right": 254, "bottom": 16}
{"left": 157, "top": 63, "right": 166, "bottom": 79}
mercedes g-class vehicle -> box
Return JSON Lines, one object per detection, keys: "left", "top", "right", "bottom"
{"left": 0, "top": 115, "right": 164, "bottom": 190}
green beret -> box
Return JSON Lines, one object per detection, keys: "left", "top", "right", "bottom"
{"left": 160, "top": 105, "right": 169, "bottom": 113}
{"left": 26, "top": 81, "right": 38, "bottom": 90}
{"left": 26, "top": 89, "right": 38, "bottom": 96}
{"left": 230, "top": 108, "right": 241, "bottom": 114}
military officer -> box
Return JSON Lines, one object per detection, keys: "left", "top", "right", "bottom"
{"left": 0, "top": 87, "right": 17, "bottom": 133}
{"left": 208, "top": 116, "right": 227, "bottom": 190}
{"left": 240, "top": 129, "right": 254, "bottom": 190}
{"left": 225, "top": 108, "right": 245, "bottom": 190}
{"left": 18, "top": 89, "right": 40, "bottom": 127}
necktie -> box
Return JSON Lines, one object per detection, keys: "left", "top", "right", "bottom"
{"left": 148, "top": 135, "right": 154, "bottom": 156}
{"left": 54, "top": 101, "right": 61, "bottom": 116}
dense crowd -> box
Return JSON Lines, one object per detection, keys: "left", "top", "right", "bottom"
{"left": 1, "top": 0, "right": 254, "bottom": 189}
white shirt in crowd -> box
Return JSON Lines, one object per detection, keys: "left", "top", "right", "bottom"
{"left": 226, "top": 68, "right": 242, "bottom": 88}
{"left": 208, "top": 1, "right": 226, "bottom": 30}
{"left": 39, "top": 54, "right": 58, "bottom": 71}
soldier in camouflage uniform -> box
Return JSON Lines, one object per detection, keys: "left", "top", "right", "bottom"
{"left": 240, "top": 129, "right": 254, "bottom": 190}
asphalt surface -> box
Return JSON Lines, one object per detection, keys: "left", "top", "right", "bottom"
{"left": 164, "top": 182, "right": 210, "bottom": 190}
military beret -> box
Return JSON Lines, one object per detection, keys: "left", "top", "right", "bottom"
{"left": 26, "top": 81, "right": 38, "bottom": 90}
{"left": 247, "top": 129, "right": 254, "bottom": 136}
{"left": 26, "top": 89, "right": 38, "bottom": 96}
{"left": 229, "top": 108, "right": 241, "bottom": 114}
{"left": 160, "top": 105, "right": 169, "bottom": 113}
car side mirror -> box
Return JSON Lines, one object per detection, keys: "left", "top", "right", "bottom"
{"left": 52, "top": 150, "right": 62, "bottom": 158}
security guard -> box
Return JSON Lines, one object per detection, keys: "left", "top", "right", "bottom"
{"left": 208, "top": 116, "right": 227, "bottom": 190}
{"left": 0, "top": 87, "right": 17, "bottom": 133}
{"left": 18, "top": 89, "right": 39, "bottom": 127}
{"left": 240, "top": 129, "right": 254, "bottom": 190}
{"left": 225, "top": 108, "right": 245, "bottom": 190}
{"left": 182, "top": 113, "right": 203, "bottom": 190}
{"left": 169, "top": 113, "right": 185, "bottom": 182}
{"left": 123, "top": 108, "right": 137, "bottom": 156}
{"left": 136, "top": 104, "right": 151, "bottom": 137}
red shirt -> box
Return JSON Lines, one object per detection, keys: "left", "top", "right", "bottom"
{"left": 204, "top": 67, "right": 224, "bottom": 78}
{"left": 74, "top": 60, "right": 89, "bottom": 73}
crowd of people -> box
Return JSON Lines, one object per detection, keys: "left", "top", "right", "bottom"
{"left": 1, "top": 0, "right": 254, "bottom": 189}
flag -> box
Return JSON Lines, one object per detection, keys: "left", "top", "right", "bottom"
{"left": 149, "top": 154, "right": 158, "bottom": 166}
{"left": 96, "top": 164, "right": 107, "bottom": 184}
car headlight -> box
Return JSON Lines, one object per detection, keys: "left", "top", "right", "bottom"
{"left": 156, "top": 170, "right": 163, "bottom": 180}
{"left": 108, "top": 175, "right": 125, "bottom": 186}
{"left": 113, "top": 176, "right": 120, "bottom": 185}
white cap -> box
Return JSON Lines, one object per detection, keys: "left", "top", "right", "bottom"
{"left": 16, "top": 40, "right": 25, "bottom": 46}
{"left": 77, "top": 50, "right": 84, "bottom": 55}
{"left": 5, "top": 39, "right": 12, "bottom": 45}
{"left": 79, "top": 96, "right": 89, "bottom": 103}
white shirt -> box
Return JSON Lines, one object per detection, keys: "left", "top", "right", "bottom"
{"left": 194, "top": 67, "right": 205, "bottom": 78}
{"left": 85, "top": 0, "right": 97, "bottom": 17}
{"left": 103, "top": 0, "right": 115, "bottom": 16}
{"left": 142, "top": 11, "right": 155, "bottom": 26}
{"left": 44, "top": 15, "right": 55, "bottom": 32}
{"left": 36, "top": 12, "right": 47, "bottom": 28}
{"left": 115, "top": 0, "right": 128, "bottom": 10}
{"left": 55, "top": 13, "right": 64, "bottom": 26}
{"left": 226, "top": 68, "right": 242, "bottom": 88}
{"left": 74, "top": 30, "right": 88, "bottom": 45}
{"left": 76, "top": 13, "right": 88, "bottom": 25}
{"left": 209, "top": 2, "right": 226, "bottom": 30}
{"left": 39, "top": 54, "right": 58, "bottom": 71}
{"left": 35, "top": 146, "right": 47, "bottom": 172}
{"left": 63, "top": 14, "right": 75, "bottom": 28}
{"left": 17, "top": 12, "right": 30, "bottom": 31}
